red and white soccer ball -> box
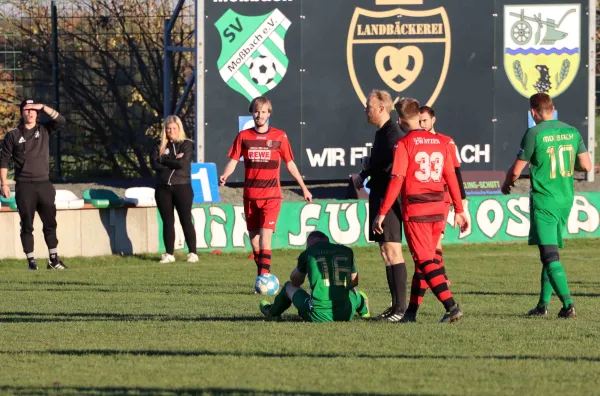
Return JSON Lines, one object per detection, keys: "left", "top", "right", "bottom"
{"left": 249, "top": 55, "right": 277, "bottom": 86}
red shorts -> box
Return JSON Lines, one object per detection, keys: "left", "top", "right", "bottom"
{"left": 441, "top": 202, "right": 452, "bottom": 235}
{"left": 403, "top": 221, "right": 446, "bottom": 262}
{"left": 243, "top": 199, "right": 282, "bottom": 232}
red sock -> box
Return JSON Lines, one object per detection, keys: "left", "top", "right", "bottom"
{"left": 258, "top": 249, "right": 271, "bottom": 275}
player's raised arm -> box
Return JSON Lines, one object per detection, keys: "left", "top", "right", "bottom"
{"left": 23, "top": 102, "right": 66, "bottom": 135}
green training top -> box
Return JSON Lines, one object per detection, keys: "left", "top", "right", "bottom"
{"left": 296, "top": 241, "right": 357, "bottom": 312}
{"left": 517, "top": 120, "right": 587, "bottom": 209}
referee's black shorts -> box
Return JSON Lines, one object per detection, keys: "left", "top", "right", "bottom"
{"left": 368, "top": 190, "right": 402, "bottom": 243}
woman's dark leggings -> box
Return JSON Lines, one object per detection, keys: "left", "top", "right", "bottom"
{"left": 155, "top": 184, "right": 196, "bottom": 255}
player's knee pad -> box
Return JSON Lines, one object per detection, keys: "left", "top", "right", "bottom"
{"left": 539, "top": 245, "right": 560, "bottom": 266}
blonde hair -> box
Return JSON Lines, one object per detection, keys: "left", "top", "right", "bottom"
{"left": 249, "top": 96, "right": 273, "bottom": 113}
{"left": 159, "top": 115, "right": 188, "bottom": 156}
{"left": 369, "top": 90, "right": 394, "bottom": 113}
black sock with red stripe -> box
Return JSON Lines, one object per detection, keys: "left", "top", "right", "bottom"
{"left": 253, "top": 250, "right": 260, "bottom": 275}
{"left": 418, "top": 260, "right": 455, "bottom": 311}
{"left": 258, "top": 249, "right": 272, "bottom": 275}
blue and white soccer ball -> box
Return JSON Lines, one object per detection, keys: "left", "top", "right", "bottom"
{"left": 254, "top": 273, "right": 280, "bottom": 296}
{"left": 249, "top": 55, "right": 277, "bottom": 86}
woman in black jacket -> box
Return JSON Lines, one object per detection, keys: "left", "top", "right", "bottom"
{"left": 152, "top": 115, "right": 198, "bottom": 263}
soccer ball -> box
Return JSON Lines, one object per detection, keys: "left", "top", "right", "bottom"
{"left": 254, "top": 273, "right": 280, "bottom": 296}
{"left": 249, "top": 55, "right": 277, "bottom": 86}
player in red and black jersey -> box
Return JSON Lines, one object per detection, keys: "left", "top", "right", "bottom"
{"left": 373, "top": 100, "right": 468, "bottom": 323}
{"left": 419, "top": 106, "right": 467, "bottom": 285}
{"left": 220, "top": 97, "right": 312, "bottom": 280}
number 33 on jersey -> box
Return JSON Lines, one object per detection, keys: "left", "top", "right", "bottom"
{"left": 390, "top": 131, "right": 460, "bottom": 222}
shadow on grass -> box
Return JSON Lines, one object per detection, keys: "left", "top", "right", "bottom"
{"left": 0, "top": 285, "right": 253, "bottom": 295}
{"left": 461, "top": 291, "right": 600, "bottom": 298}
{"left": 2, "top": 349, "right": 600, "bottom": 363}
{"left": 0, "top": 312, "right": 274, "bottom": 323}
{"left": 0, "top": 386, "right": 424, "bottom": 396}
{"left": 0, "top": 280, "right": 101, "bottom": 286}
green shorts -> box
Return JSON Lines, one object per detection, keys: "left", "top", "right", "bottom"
{"left": 291, "top": 289, "right": 363, "bottom": 323}
{"left": 529, "top": 207, "right": 570, "bottom": 248}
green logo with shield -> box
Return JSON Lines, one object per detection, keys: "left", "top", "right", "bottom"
{"left": 215, "top": 9, "right": 291, "bottom": 101}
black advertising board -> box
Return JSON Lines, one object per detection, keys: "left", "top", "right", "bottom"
{"left": 204, "top": 0, "right": 590, "bottom": 182}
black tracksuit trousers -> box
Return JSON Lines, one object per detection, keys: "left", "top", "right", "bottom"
{"left": 15, "top": 180, "right": 58, "bottom": 254}
{"left": 155, "top": 184, "right": 197, "bottom": 255}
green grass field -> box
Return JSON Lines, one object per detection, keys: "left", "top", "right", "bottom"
{"left": 2, "top": 239, "right": 600, "bottom": 395}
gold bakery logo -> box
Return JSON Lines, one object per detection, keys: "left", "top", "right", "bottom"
{"left": 347, "top": 0, "right": 450, "bottom": 106}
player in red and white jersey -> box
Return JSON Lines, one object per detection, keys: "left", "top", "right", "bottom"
{"left": 373, "top": 99, "right": 468, "bottom": 323}
{"left": 419, "top": 106, "right": 467, "bottom": 285}
{"left": 220, "top": 97, "right": 312, "bottom": 279}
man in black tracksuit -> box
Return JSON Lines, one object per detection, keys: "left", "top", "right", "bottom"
{"left": 354, "top": 90, "right": 407, "bottom": 321}
{"left": 0, "top": 99, "right": 67, "bottom": 270}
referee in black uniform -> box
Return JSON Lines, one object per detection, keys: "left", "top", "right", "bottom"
{"left": 0, "top": 99, "right": 67, "bottom": 270}
{"left": 354, "top": 90, "right": 407, "bottom": 321}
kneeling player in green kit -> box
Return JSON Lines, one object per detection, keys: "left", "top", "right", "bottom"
{"left": 259, "top": 231, "right": 370, "bottom": 322}
{"left": 502, "top": 93, "right": 592, "bottom": 318}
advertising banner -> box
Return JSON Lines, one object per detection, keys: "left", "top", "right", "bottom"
{"left": 204, "top": 0, "right": 590, "bottom": 181}
{"left": 159, "top": 192, "right": 600, "bottom": 253}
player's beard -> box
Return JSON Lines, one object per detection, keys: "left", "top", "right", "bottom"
{"left": 367, "top": 113, "right": 377, "bottom": 125}
{"left": 254, "top": 119, "right": 266, "bottom": 128}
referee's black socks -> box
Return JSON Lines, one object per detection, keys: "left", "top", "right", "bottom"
{"left": 391, "top": 263, "right": 407, "bottom": 313}
{"left": 385, "top": 266, "right": 397, "bottom": 306}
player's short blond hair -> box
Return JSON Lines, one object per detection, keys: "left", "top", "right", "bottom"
{"left": 249, "top": 96, "right": 273, "bottom": 113}
{"left": 395, "top": 98, "right": 420, "bottom": 120}
{"left": 368, "top": 90, "right": 394, "bottom": 113}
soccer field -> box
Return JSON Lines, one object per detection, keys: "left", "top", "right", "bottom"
{"left": 1, "top": 239, "right": 600, "bottom": 395}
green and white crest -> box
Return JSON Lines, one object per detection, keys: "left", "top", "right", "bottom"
{"left": 215, "top": 9, "right": 291, "bottom": 101}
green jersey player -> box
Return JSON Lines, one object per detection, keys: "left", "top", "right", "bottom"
{"left": 259, "top": 231, "right": 370, "bottom": 322}
{"left": 502, "top": 93, "right": 592, "bottom": 319}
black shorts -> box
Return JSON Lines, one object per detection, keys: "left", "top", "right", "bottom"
{"left": 368, "top": 191, "right": 402, "bottom": 243}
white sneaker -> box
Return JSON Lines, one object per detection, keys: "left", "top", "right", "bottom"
{"left": 187, "top": 253, "right": 199, "bottom": 263}
{"left": 159, "top": 253, "right": 175, "bottom": 264}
